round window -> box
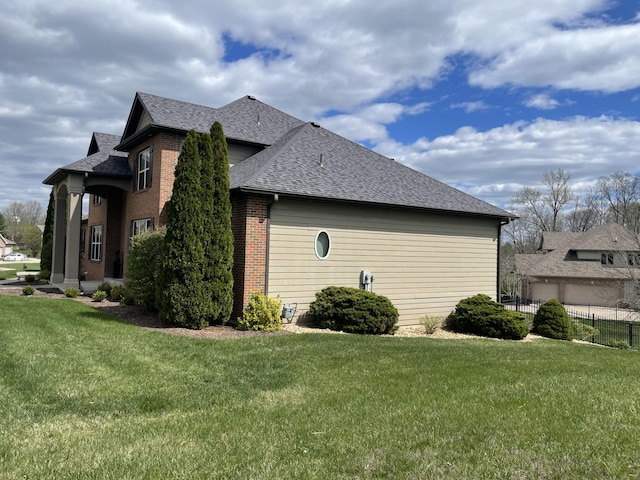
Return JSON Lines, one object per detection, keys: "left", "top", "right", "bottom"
{"left": 315, "top": 231, "right": 331, "bottom": 259}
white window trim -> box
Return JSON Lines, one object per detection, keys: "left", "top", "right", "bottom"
{"left": 315, "top": 230, "right": 331, "bottom": 260}
{"left": 132, "top": 218, "right": 153, "bottom": 237}
{"left": 137, "top": 147, "right": 151, "bottom": 190}
{"left": 90, "top": 225, "right": 103, "bottom": 261}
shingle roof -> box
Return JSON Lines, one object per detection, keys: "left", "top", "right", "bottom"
{"left": 125, "top": 92, "right": 304, "bottom": 146}
{"left": 43, "top": 132, "right": 130, "bottom": 185}
{"left": 516, "top": 223, "right": 640, "bottom": 280}
{"left": 540, "top": 231, "right": 582, "bottom": 251}
{"left": 230, "top": 122, "right": 512, "bottom": 217}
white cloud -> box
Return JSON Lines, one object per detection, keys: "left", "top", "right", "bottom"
{"left": 525, "top": 94, "right": 560, "bottom": 110}
{"left": 450, "top": 101, "right": 489, "bottom": 113}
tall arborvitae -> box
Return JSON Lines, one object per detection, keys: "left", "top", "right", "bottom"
{"left": 40, "top": 187, "right": 55, "bottom": 273}
{"left": 210, "top": 121, "right": 234, "bottom": 324}
{"left": 156, "top": 129, "right": 210, "bottom": 329}
{"left": 198, "top": 132, "right": 218, "bottom": 324}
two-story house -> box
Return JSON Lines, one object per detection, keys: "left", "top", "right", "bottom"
{"left": 44, "top": 92, "right": 515, "bottom": 325}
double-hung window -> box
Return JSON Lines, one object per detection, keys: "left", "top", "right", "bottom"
{"left": 137, "top": 147, "right": 152, "bottom": 190}
{"left": 132, "top": 218, "right": 153, "bottom": 237}
{"left": 90, "top": 225, "right": 103, "bottom": 261}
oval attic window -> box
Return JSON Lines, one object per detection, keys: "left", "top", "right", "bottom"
{"left": 315, "top": 231, "right": 331, "bottom": 259}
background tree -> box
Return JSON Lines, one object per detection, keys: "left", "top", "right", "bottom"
{"left": 156, "top": 130, "right": 210, "bottom": 329}
{"left": 22, "top": 225, "right": 43, "bottom": 258}
{"left": 596, "top": 171, "right": 640, "bottom": 235}
{"left": 210, "top": 121, "right": 234, "bottom": 324}
{"left": 40, "top": 187, "right": 55, "bottom": 273}
{"left": 0, "top": 212, "right": 6, "bottom": 237}
{"left": 2, "top": 200, "right": 45, "bottom": 244}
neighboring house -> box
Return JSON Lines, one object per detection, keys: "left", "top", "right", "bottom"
{"left": 0, "top": 233, "right": 16, "bottom": 257}
{"left": 44, "top": 92, "right": 514, "bottom": 325}
{"left": 515, "top": 223, "right": 640, "bottom": 307}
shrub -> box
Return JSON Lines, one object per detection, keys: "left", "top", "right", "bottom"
{"left": 608, "top": 340, "right": 630, "bottom": 350}
{"left": 92, "top": 290, "right": 108, "bottom": 302}
{"left": 533, "top": 299, "right": 573, "bottom": 341}
{"left": 37, "top": 270, "right": 50, "bottom": 281}
{"left": 110, "top": 285, "right": 127, "bottom": 302}
{"left": 309, "top": 286, "right": 398, "bottom": 335}
{"left": 64, "top": 288, "right": 80, "bottom": 298}
{"left": 237, "top": 292, "right": 283, "bottom": 331}
{"left": 25, "top": 274, "right": 36, "bottom": 284}
{"left": 572, "top": 322, "right": 599, "bottom": 342}
{"left": 121, "top": 291, "right": 136, "bottom": 306}
{"left": 449, "top": 294, "right": 529, "bottom": 340}
{"left": 127, "top": 227, "right": 166, "bottom": 310}
{"left": 421, "top": 314, "right": 443, "bottom": 334}
{"left": 97, "top": 281, "right": 112, "bottom": 297}
{"left": 22, "top": 285, "right": 35, "bottom": 296}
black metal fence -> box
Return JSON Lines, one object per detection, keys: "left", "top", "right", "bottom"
{"left": 507, "top": 299, "right": 640, "bottom": 349}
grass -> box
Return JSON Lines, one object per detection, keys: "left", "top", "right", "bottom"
{"left": 2, "top": 297, "right": 640, "bottom": 479}
{"left": 0, "top": 261, "right": 40, "bottom": 280}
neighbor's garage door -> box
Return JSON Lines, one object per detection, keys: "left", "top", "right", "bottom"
{"left": 564, "top": 284, "right": 619, "bottom": 307}
{"left": 531, "top": 283, "right": 560, "bottom": 302}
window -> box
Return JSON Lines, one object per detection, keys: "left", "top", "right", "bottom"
{"left": 92, "top": 195, "right": 102, "bottom": 205}
{"left": 315, "top": 231, "right": 331, "bottom": 259}
{"left": 132, "top": 218, "right": 153, "bottom": 236}
{"left": 628, "top": 253, "right": 640, "bottom": 266}
{"left": 601, "top": 253, "right": 614, "bottom": 265}
{"left": 90, "top": 225, "right": 103, "bottom": 261}
{"left": 136, "top": 147, "right": 152, "bottom": 190}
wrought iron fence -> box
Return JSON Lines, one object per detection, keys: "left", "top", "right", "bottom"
{"left": 507, "top": 299, "right": 640, "bottom": 349}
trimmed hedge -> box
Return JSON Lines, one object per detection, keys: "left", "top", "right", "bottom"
{"left": 309, "top": 286, "right": 398, "bottom": 335}
{"left": 533, "top": 299, "right": 573, "bottom": 341}
{"left": 449, "top": 293, "right": 529, "bottom": 340}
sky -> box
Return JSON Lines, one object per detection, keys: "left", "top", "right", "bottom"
{"left": 2, "top": 0, "right": 640, "bottom": 216}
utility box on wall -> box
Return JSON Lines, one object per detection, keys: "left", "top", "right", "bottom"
{"left": 360, "top": 270, "right": 374, "bottom": 291}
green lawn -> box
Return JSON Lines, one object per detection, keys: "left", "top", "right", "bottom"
{"left": 1, "top": 297, "right": 640, "bottom": 479}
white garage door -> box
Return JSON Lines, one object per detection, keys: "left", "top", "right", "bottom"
{"left": 564, "top": 284, "right": 619, "bottom": 307}
{"left": 531, "top": 283, "right": 560, "bottom": 302}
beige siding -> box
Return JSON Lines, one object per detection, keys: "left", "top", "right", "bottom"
{"left": 267, "top": 199, "right": 500, "bottom": 326}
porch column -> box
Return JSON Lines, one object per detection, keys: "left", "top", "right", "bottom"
{"left": 50, "top": 174, "right": 84, "bottom": 290}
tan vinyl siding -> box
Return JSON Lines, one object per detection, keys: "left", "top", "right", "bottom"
{"left": 267, "top": 199, "right": 500, "bottom": 326}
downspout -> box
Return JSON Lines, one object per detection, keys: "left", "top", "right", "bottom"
{"left": 498, "top": 217, "right": 511, "bottom": 302}
{"left": 265, "top": 194, "right": 279, "bottom": 295}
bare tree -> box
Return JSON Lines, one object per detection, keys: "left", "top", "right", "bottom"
{"left": 596, "top": 171, "right": 640, "bottom": 234}
{"left": 565, "top": 187, "right": 604, "bottom": 232}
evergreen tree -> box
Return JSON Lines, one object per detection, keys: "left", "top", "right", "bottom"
{"left": 198, "top": 132, "right": 218, "bottom": 324}
{"left": 40, "top": 187, "right": 55, "bottom": 273}
{"left": 210, "top": 121, "right": 235, "bottom": 324}
{"left": 156, "top": 130, "right": 210, "bottom": 329}
{"left": 0, "top": 211, "right": 6, "bottom": 236}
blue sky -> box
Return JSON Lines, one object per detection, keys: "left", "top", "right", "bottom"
{"left": 1, "top": 0, "right": 640, "bottom": 215}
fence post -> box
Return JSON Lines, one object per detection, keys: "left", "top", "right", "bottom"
{"left": 629, "top": 323, "right": 633, "bottom": 348}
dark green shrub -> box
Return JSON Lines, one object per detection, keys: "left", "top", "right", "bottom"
{"left": 127, "top": 227, "right": 165, "bottom": 310}
{"left": 533, "top": 299, "right": 573, "bottom": 341}
{"left": 64, "top": 288, "right": 79, "bottom": 298}
{"left": 97, "top": 281, "right": 112, "bottom": 297}
{"left": 22, "top": 285, "right": 35, "bottom": 296}
{"left": 92, "top": 290, "right": 107, "bottom": 302}
{"left": 38, "top": 270, "right": 51, "bottom": 282}
{"left": 25, "top": 274, "right": 35, "bottom": 284}
{"left": 309, "top": 286, "right": 398, "bottom": 335}
{"left": 237, "top": 292, "right": 282, "bottom": 331}
{"left": 110, "top": 285, "right": 127, "bottom": 302}
{"left": 449, "top": 294, "right": 529, "bottom": 340}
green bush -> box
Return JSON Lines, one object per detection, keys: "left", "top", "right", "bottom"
{"left": 25, "top": 274, "right": 36, "bottom": 284}
{"left": 127, "top": 228, "right": 165, "bottom": 310}
{"left": 449, "top": 294, "right": 529, "bottom": 340}
{"left": 97, "top": 281, "right": 112, "bottom": 297}
{"left": 608, "top": 340, "right": 630, "bottom": 350}
{"left": 37, "top": 270, "right": 50, "bottom": 282}
{"left": 92, "top": 290, "right": 108, "bottom": 302}
{"left": 237, "top": 292, "right": 282, "bottom": 331}
{"left": 421, "top": 314, "right": 443, "bottom": 334}
{"left": 22, "top": 285, "right": 35, "bottom": 296}
{"left": 309, "top": 286, "right": 398, "bottom": 335}
{"left": 110, "top": 285, "right": 127, "bottom": 302}
{"left": 533, "top": 299, "right": 573, "bottom": 341}
{"left": 572, "top": 322, "right": 599, "bottom": 342}
{"left": 64, "top": 288, "right": 79, "bottom": 298}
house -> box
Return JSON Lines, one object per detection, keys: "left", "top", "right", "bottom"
{"left": 515, "top": 223, "right": 640, "bottom": 307}
{"left": 44, "top": 92, "right": 515, "bottom": 325}
{"left": 0, "top": 233, "right": 16, "bottom": 257}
